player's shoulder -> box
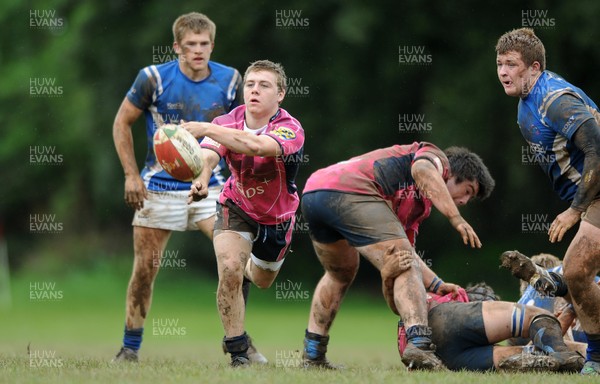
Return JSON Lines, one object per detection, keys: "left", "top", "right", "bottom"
{"left": 274, "top": 108, "right": 303, "bottom": 130}
{"left": 139, "top": 60, "right": 178, "bottom": 77}
{"left": 414, "top": 141, "right": 446, "bottom": 160}
{"left": 212, "top": 105, "right": 245, "bottom": 125}
{"left": 208, "top": 61, "right": 241, "bottom": 81}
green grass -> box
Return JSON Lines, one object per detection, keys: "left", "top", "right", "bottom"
{"left": 0, "top": 266, "right": 592, "bottom": 383}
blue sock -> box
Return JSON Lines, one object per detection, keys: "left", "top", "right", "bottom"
{"left": 304, "top": 330, "right": 329, "bottom": 360}
{"left": 585, "top": 333, "right": 600, "bottom": 362}
{"left": 406, "top": 325, "right": 433, "bottom": 349}
{"left": 123, "top": 326, "right": 143, "bottom": 351}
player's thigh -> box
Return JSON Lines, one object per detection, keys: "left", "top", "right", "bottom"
{"left": 190, "top": 186, "right": 221, "bottom": 238}
{"left": 194, "top": 214, "right": 215, "bottom": 240}
{"left": 480, "top": 301, "right": 520, "bottom": 343}
{"left": 213, "top": 230, "right": 253, "bottom": 272}
{"left": 133, "top": 225, "right": 171, "bottom": 260}
{"left": 563, "top": 220, "right": 600, "bottom": 282}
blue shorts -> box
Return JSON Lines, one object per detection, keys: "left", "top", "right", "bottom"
{"left": 214, "top": 199, "right": 292, "bottom": 263}
{"left": 301, "top": 190, "right": 407, "bottom": 247}
{"left": 428, "top": 301, "right": 493, "bottom": 371}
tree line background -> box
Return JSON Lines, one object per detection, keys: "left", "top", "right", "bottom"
{"left": 2, "top": 0, "right": 600, "bottom": 301}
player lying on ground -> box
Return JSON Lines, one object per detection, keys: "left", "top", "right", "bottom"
{"left": 500, "top": 250, "right": 600, "bottom": 358}
{"left": 300, "top": 143, "right": 495, "bottom": 370}
{"left": 392, "top": 263, "right": 585, "bottom": 374}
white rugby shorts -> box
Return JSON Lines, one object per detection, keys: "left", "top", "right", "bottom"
{"left": 132, "top": 186, "right": 220, "bottom": 231}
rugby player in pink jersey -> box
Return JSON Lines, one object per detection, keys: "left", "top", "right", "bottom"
{"left": 300, "top": 143, "right": 495, "bottom": 370}
{"left": 182, "top": 60, "right": 304, "bottom": 367}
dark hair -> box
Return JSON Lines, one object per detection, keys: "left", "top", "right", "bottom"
{"left": 466, "top": 282, "right": 500, "bottom": 302}
{"left": 444, "top": 146, "right": 495, "bottom": 200}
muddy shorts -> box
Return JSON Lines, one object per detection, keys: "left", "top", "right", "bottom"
{"left": 132, "top": 186, "right": 220, "bottom": 231}
{"left": 214, "top": 199, "right": 293, "bottom": 267}
{"left": 582, "top": 198, "right": 600, "bottom": 228}
{"left": 301, "top": 190, "right": 407, "bottom": 247}
{"left": 428, "top": 301, "right": 493, "bottom": 371}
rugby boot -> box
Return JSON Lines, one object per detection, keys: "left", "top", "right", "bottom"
{"left": 246, "top": 335, "right": 268, "bottom": 364}
{"left": 500, "top": 250, "right": 561, "bottom": 295}
{"left": 401, "top": 342, "right": 446, "bottom": 371}
{"left": 111, "top": 347, "right": 139, "bottom": 363}
{"left": 498, "top": 350, "right": 560, "bottom": 372}
{"left": 550, "top": 351, "right": 585, "bottom": 372}
{"left": 581, "top": 360, "right": 600, "bottom": 375}
{"left": 222, "top": 333, "right": 267, "bottom": 364}
{"left": 230, "top": 355, "right": 251, "bottom": 367}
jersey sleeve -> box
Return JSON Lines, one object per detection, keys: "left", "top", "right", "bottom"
{"left": 265, "top": 119, "right": 305, "bottom": 156}
{"left": 126, "top": 67, "right": 156, "bottom": 110}
{"left": 412, "top": 143, "right": 449, "bottom": 177}
{"left": 545, "top": 93, "right": 596, "bottom": 140}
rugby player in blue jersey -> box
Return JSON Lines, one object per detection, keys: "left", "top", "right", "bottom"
{"left": 496, "top": 27, "right": 600, "bottom": 375}
{"left": 112, "top": 12, "right": 265, "bottom": 363}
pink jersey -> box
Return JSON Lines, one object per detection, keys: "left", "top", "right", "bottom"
{"left": 303, "top": 142, "right": 449, "bottom": 244}
{"left": 201, "top": 106, "right": 304, "bottom": 225}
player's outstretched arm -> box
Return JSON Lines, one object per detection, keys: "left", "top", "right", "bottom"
{"left": 113, "top": 97, "right": 146, "bottom": 210}
{"left": 182, "top": 121, "right": 281, "bottom": 157}
{"left": 188, "top": 149, "right": 220, "bottom": 204}
{"left": 411, "top": 159, "right": 482, "bottom": 248}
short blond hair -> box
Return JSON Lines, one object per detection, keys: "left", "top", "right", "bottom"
{"left": 172, "top": 12, "right": 216, "bottom": 44}
{"left": 495, "top": 28, "right": 546, "bottom": 71}
{"left": 244, "top": 60, "right": 287, "bottom": 93}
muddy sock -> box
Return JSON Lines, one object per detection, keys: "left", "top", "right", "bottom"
{"left": 529, "top": 314, "right": 568, "bottom": 353}
{"left": 406, "top": 325, "right": 433, "bottom": 350}
{"left": 123, "top": 326, "right": 143, "bottom": 351}
{"left": 585, "top": 333, "right": 600, "bottom": 362}
{"left": 224, "top": 333, "right": 249, "bottom": 359}
{"left": 304, "top": 330, "right": 329, "bottom": 360}
{"left": 549, "top": 272, "right": 568, "bottom": 297}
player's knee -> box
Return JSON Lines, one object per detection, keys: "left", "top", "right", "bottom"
{"left": 327, "top": 265, "right": 358, "bottom": 286}
{"left": 253, "top": 277, "right": 274, "bottom": 289}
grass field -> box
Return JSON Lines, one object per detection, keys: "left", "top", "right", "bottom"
{"left": 0, "top": 264, "right": 592, "bottom": 383}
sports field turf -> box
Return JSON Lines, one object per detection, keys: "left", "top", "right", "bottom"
{"left": 0, "top": 265, "right": 592, "bottom": 383}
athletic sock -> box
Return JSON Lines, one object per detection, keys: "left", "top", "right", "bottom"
{"left": 223, "top": 332, "right": 249, "bottom": 359}
{"left": 123, "top": 326, "right": 143, "bottom": 351}
{"left": 405, "top": 325, "right": 433, "bottom": 350}
{"left": 549, "top": 272, "right": 568, "bottom": 297}
{"left": 585, "top": 333, "right": 600, "bottom": 362}
{"left": 304, "top": 330, "right": 329, "bottom": 360}
{"left": 529, "top": 314, "right": 568, "bottom": 353}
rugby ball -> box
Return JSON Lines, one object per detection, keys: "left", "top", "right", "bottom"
{"left": 153, "top": 124, "right": 204, "bottom": 181}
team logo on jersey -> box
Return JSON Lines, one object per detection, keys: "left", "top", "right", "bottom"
{"left": 271, "top": 126, "right": 296, "bottom": 140}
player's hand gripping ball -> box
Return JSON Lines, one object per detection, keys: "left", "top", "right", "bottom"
{"left": 153, "top": 124, "right": 204, "bottom": 181}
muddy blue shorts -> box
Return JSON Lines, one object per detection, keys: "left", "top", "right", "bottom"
{"left": 428, "top": 301, "right": 493, "bottom": 371}
{"left": 301, "top": 190, "right": 407, "bottom": 247}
